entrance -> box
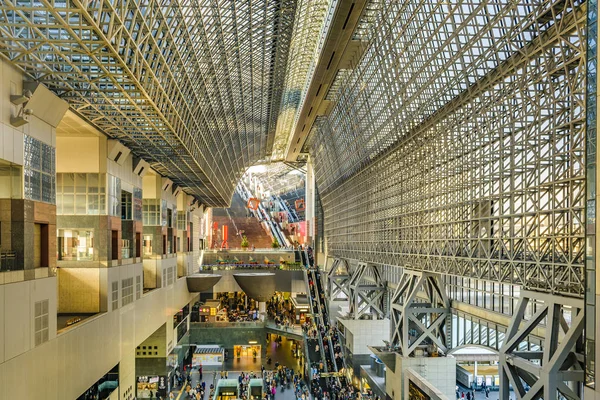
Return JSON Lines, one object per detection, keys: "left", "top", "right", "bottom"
{"left": 234, "top": 345, "right": 261, "bottom": 359}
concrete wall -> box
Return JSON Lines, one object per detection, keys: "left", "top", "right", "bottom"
{"left": 208, "top": 269, "right": 305, "bottom": 294}
{"left": 338, "top": 318, "right": 390, "bottom": 355}
{"left": 190, "top": 324, "right": 267, "bottom": 357}
{"left": 0, "top": 275, "right": 196, "bottom": 400}
{"left": 386, "top": 355, "right": 456, "bottom": 400}
{"left": 56, "top": 136, "right": 104, "bottom": 173}
{"left": 0, "top": 59, "right": 55, "bottom": 166}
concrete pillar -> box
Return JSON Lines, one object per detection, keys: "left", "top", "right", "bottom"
{"left": 259, "top": 302, "right": 266, "bottom": 321}
{"left": 474, "top": 361, "right": 478, "bottom": 388}
{"left": 305, "top": 157, "right": 316, "bottom": 245}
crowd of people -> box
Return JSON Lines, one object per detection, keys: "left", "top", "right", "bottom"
{"left": 267, "top": 294, "right": 297, "bottom": 329}
{"left": 261, "top": 364, "right": 309, "bottom": 399}
{"left": 305, "top": 269, "right": 381, "bottom": 400}
{"left": 216, "top": 292, "right": 260, "bottom": 322}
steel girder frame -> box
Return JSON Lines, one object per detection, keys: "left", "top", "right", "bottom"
{"left": 311, "top": 1, "right": 586, "bottom": 296}
{"left": 308, "top": 1, "right": 587, "bottom": 398}
{"left": 499, "top": 291, "right": 584, "bottom": 400}
{"left": 390, "top": 270, "right": 450, "bottom": 357}
{"left": 327, "top": 258, "right": 352, "bottom": 301}
{"left": 0, "top": 0, "right": 310, "bottom": 207}
{"left": 348, "top": 262, "right": 386, "bottom": 319}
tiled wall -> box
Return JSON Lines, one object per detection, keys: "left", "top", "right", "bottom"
{"left": 338, "top": 318, "right": 390, "bottom": 355}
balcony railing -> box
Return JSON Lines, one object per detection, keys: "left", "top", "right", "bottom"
{"left": 0, "top": 251, "right": 18, "bottom": 272}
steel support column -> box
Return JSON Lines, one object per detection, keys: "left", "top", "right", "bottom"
{"left": 327, "top": 258, "right": 351, "bottom": 301}
{"left": 499, "top": 291, "right": 584, "bottom": 400}
{"left": 348, "top": 262, "right": 386, "bottom": 319}
{"left": 390, "top": 270, "right": 450, "bottom": 356}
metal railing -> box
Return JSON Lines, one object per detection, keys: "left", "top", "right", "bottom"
{"left": 0, "top": 251, "right": 18, "bottom": 272}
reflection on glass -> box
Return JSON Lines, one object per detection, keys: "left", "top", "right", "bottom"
{"left": 143, "top": 235, "right": 153, "bottom": 256}
{"left": 58, "top": 229, "right": 94, "bottom": 261}
{"left": 122, "top": 239, "right": 131, "bottom": 259}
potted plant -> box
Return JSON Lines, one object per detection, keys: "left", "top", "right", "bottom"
{"left": 271, "top": 239, "right": 280, "bottom": 249}
{"left": 241, "top": 235, "right": 249, "bottom": 250}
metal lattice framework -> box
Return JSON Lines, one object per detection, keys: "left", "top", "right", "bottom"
{"left": 271, "top": 0, "right": 331, "bottom": 159}
{"left": 390, "top": 271, "right": 450, "bottom": 356}
{"left": 312, "top": 0, "right": 587, "bottom": 296}
{"left": 348, "top": 262, "right": 386, "bottom": 319}
{"left": 327, "top": 258, "right": 351, "bottom": 301}
{"left": 0, "top": 0, "right": 331, "bottom": 207}
{"left": 500, "top": 291, "right": 584, "bottom": 399}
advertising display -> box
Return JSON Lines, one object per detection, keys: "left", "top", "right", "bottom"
{"left": 192, "top": 345, "right": 223, "bottom": 367}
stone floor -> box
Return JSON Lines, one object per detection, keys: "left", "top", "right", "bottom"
{"left": 172, "top": 335, "right": 304, "bottom": 399}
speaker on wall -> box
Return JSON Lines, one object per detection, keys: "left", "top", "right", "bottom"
{"left": 162, "top": 178, "right": 173, "bottom": 192}
{"left": 132, "top": 157, "right": 150, "bottom": 177}
{"left": 172, "top": 185, "right": 183, "bottom": 198}
{"left": 108, "top": 140, "right": 131, "bottom": 166}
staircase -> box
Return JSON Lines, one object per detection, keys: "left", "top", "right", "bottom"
{"left": 212, "top": 192, "right": 273, "bottom": 249}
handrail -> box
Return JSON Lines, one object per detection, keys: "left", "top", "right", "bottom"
{"left": 310, "top": 270, "right": 330, "bottom": 375}
{"left": 313, "top": 266, "right": 350, "bottom": 386}
{"left": 317, "top": 271, "right": 341, "bottom": 374}
{"left": 0, "top": 250, "right": 18, "bottom": 272}
{"left": 239, "top": 181, "right": 291, "bottom": 248}
{"left": 200, "top": 264, "right": 305, "bottom": 271}
{"left": 303, "top": 338, "right": 314, "bottom": 391}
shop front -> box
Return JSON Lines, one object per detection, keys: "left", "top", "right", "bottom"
{"left": 234, "top": 344, "right": 262, "bottom": 359}
{"left": 136, "top": 375, "right": 167, "bottom": 399}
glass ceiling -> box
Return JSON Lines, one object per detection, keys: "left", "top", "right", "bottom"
{"left": 0, "top": 0, "right": 330, "bottom": 207}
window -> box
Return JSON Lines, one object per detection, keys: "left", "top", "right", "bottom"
{"left": 34, "top": 300, "right": 49, "bottom": 346}
{"left": 143, "top": 199, "right": 161, "bottom": 226}
{"left": 121, "top": 190, "right": 132, "bottom": 220}
{"left": 0, "top": 161, "right": 22, "bottom": 198}
{"left": 57, "top": 229, "right": 94, "bottom": 261}
{"left": 177, "top": 212, "right": 188, "bottom": 231}
{"left": 122, "top": 239, "right": 131, "bottom": 259}
{"left": 122, "top": 277, "right": 134, "bottom": 306}
{"left": 168, "top": 266, "right": 175, "bottom": 286}
{"left": 136, "top": 275, "right": 141, "bottom": 300}
{"left": 56, "top": 173, "right": 106, "bottom": 215}
{"left": 107, "top": 175, "right": 121, "bottom": 217}
{"left": 112, "top": 281, "right": 119, "bottom": 310}
{"left": 23, "top": 135, "right": 55, "bottom": 204}
{"left": 162, "top": 266, "right": 175, "bottom": 287}
{"left": 133, "top": 187, "right": 143, "bottom": 221}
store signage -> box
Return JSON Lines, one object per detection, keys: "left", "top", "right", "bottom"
{"left": 158, "top": 376, "right": 167, "bottom": 390}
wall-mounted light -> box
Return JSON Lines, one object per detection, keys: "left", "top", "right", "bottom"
{"left": 10, "top": 107, "right": 33, "bottom": 127}
{"left": 248, "top": 340, "right": 257, "bottom": 344}
{"left": 10, "top": 90, "right": 33, "bottom": 127}
{"left": 10, "top": 90, "right": 32, "bottom": 105}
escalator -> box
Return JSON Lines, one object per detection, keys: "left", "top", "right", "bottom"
{"left": 307, "top": 266, "right": 351, "bottom": 396}
{"left": 237, "top": 182, "right": 290, "bottom": 248}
